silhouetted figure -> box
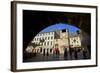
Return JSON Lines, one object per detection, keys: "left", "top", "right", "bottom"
{"left": 69, "top": 47, "right": 74, "bottom": 59}
{"left": 43, "top": 49, "right": 45, "bottom": 56}
{"left": 74, "top": 48, "right": 78, "bottom": 60}
{"left": 77, "top": 48, "right": 83, "bottom": 59}
{"left": 83, "top": 51, "right": 87, "bottom": 59}
{"left": 32, "top": 49, "right": 36, "bottom": 57}
{"left": 56, "top": 48, "right": 59, "bottom": 55}
{"left": 40, "top": 47, "right": 42, "bottom": 53}
{"left": 53, "top": 47, "right": 59, "bottom": 60}
{"left": 47, "top": 48, "right": 49, "bottom": 56}
{"left": 87, "top": 45, "right": 91, "bottom": 59}
{"left": 83, "top": 48, "right": 89, "bottom": 59}
{"left": 50, "top": 48, "right": 52, "bottom": 53}
{"left": 64, "top": 47, "right": 68, "bottom": 60}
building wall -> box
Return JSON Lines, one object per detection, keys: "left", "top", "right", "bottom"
{"left": 70, "top": 36, "right": 81, "bottom": 48}
{"left": 54, "top": 30, "right": 69, "bottom": 54}
{"left": 26, "top": 29, "right": 81, "bottom": 54}
{"left": 31, "top": 31, "right": 55, "bottom": 54}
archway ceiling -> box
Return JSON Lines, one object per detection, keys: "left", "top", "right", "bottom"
{"left": 23, "top": 10, "right": 91, "bottom": 50}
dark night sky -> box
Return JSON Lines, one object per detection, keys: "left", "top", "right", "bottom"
{"left": 23, "top": 10, "right": 91, "bottom": 50}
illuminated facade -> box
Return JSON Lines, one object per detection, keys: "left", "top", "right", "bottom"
{"left": 26, "top": 29, "right": 81, "bottom": 54}
{"left": 70, "top": 34, "right": 81, "bottom": 48}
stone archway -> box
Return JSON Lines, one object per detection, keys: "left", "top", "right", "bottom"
{"left": 23, "top": 10, "right": 91, "bottom": 52}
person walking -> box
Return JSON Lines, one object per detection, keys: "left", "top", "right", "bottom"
{"left": 43, "top": 48, "right": 45, "bottom": 56}
{"left": 64, "top": 46, "right": 68, "bottom": 60}
{"left": 74, "top": 48, "right": 78, "bottom": 60}
{"left": 47, "top": 48, "right": 49, "bottom": 56}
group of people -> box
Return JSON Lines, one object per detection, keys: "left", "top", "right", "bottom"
{"left": 32, "top": 45, "right": 90, "bottom": 60}
{"left": 41, "top": 46, "right": 90, "bottom": 60}
{"left": 64, "top": 46, "right": 90, "bottom": 60}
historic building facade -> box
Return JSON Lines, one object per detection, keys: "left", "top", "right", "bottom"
{"left": 70, "top": 34, "right": 81, "bottom": 48}
{"left": 26, "top": 29, "right": 81, "bottom": 55}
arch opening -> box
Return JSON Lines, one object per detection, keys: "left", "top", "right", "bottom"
{"left": 23, "top": 10, "right": 91, "bottom": 62}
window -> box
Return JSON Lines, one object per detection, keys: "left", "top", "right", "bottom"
{"left": 35, "top": 38, "right": 37, "bottom": 41}
{"left": 45, "top": 37, "right": 47, "bottom": 40}
{"left": 51, "top": 36, "right": 53, "bottom": 39}
{"left": 44, "top": 42, "right": 46, "bottom": 46}
{"left": 51, "top": 42, "right": 52, "bottom": 45}
{"left": 48, "top": 37, "right": 50, "bottom": 40}
{"left": 47, "top": 41, "right": 49, "bottom": 45}
{"left": 73, "top": 39, "right": 76, "bottom": 42}
{"left": 41, "top": 42, "right": 43, "bottom": 46}
{"left": 41, "top": 34, "right": 43, "bottom": 36}
{"left": 34, "top": 38, "right": 35, "bottom": 41}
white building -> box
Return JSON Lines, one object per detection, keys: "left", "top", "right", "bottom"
{"left": 26, "top": 29, "right": 81, "bottom": 54}
{"left": 32, "top": 31, "right": 55, "bottom": 48}
{"left": 70, "top": 34, "right": 81, "bottom": 48}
